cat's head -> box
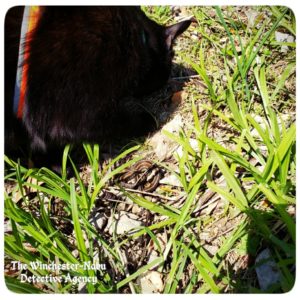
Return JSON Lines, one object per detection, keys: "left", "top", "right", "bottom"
{"left": 133, "top": 14, "right": 191, "bottom": 96}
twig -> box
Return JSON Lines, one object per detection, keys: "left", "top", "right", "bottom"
{"left": 171, "top": 74, "right": 201, "bottom": 80}
{"left": 106, "top": 186, "right": 182, "bottom": 202}
{"left": 216, "top": 225, "right": 237, "bottom": 237}
{"left": 116, "top": 247, "right": 136, "bottom": 294}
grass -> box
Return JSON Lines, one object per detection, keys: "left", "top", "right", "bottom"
{"left": 4, "top": 6, "right": 296, "bottom": 293}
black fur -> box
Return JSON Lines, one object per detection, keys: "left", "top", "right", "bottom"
{"left": 5, "top": 6, "right": 191, "bottom": 165}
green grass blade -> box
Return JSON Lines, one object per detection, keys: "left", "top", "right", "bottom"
{"left": 258, "top": 184, "right": 295, "bottom": 242}
{"left": 61, "top": 144, "right": 71, "bottom": 181}
{"left": 91, "top": 155, "right": 142, "bottom": 207}
{"left": 270, "top": 62, "right": 295, "bottom": 101}
{"left": 207, "top": 181, "right": 247, "bottom": 212}
{"left": 181, "top": 243, "right": 220, "bottom": 293}
{"left": 244, "top": 8, "right": 288, "bottom": 74}
{"left": 266, "top": 123, "right": 295, "bottom": 181}
{"left": 5, "top": 276, "right": 44, "bottom": 293}
{"left": 188, "top": 159, "right": 212, "bottom": 191}
{"left": 123, "top": 190, "right": 179, "bottom": 219}
{"left": 70, "top": 179, "right": 89, "bottom": 262}
{"left": 116, "top": 257, "right": 164, "bottom": 290}
{"left": 211, "top": 151, "right": 248, "bottom": 207}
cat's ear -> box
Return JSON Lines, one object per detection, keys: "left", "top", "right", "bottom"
{"left": 165, "top": 19, "right": 191, "bottom": 49}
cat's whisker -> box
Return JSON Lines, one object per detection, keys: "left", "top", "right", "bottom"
{"left": 171, "top": 74, "right": 200, "bottom": 80}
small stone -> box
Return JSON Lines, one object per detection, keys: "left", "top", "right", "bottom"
{"left": 175, "top": 138, "right": 199, "bottom": 158}
{"left": 245, "top": 9, "right": 259, "bottom": 27}
{"left": 137, "top": 271, "right": 164, "bottom": 293}
{"left": 148, "top": 132, "right": 172, "bottom": 160}
{"left": 131, "top": 204, "right": 142, "bottom": 215}
{"left": 199, "top": 231, "right": 211, "bottom": 241}
{"left": 106, "top": 211, "right": 142, "bottom": 235}
{"left": 255, "top": 248, "right": 282, "bottom": 291}
{"left": 117, "top": 202, "right": 126, "bottom": 211}
{"left": 90, "top": 212, "right": 107, "bottom": 231}
{"left": 78, "top": 282, "right": 87, "bottom": 293}
{"left": 4, "top": 219, "right": 12, "bottom": 233}
{"left": 275, "top": 31, "right": 294, "bottom": 53}
{"left": 208, "top": 10, "right": 216, "bottom": 18}
{"left": 72, "top": 249, "right": 79, "bottom": 258}
{"left": 163, "top": 114, "right": 183, "bottom": 133}
{"left": 203, "top": 244, "right": 219, "bottom": 256}
{"left": 159, "top": 174, "right": 182, "bottom": 187}
{"left": 148, "top": 114, "right": 183, "bottom": 160}
{"left": 148, "top": 250, "right": 159, "bottom": 268}
{"left": 191, "top": 34, "right": 199, "bottom": 41}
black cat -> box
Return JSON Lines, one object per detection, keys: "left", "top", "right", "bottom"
{"left": 5, "top": 6, "right": 191, "bottom": 165}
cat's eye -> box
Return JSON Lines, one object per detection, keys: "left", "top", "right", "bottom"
{"left": 141, "top": 30, "right": 148, "bottom": 46}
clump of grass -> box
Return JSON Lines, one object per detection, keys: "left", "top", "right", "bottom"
{"left": 4, "top": 145, "right": 144, "bottom": 293}
{"left": 170, "top": 5, "right": 295, "bottom": 292}
{"left": 142, "top": 6, "right": 173, "bottom": 25}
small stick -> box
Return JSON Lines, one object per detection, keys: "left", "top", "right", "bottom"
{"left": 106, "top": 186, "right": 182, "bottom": 202}
{"left": 116, "top": 247, "right": 136, "bottom": 294}
{"left": 171, "top": 74, "right": 201, "bottom": 80}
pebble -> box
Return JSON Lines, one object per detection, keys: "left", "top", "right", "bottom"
{"left": 90, "top": 212, "right": 107, "bottom": 231}
{"left": 275, "top": 31, "right": 294, "bottom": 53}
{"left": 106, "top": 211, "right": 142, "bottom": 235}
{"left": 137, "top": 271, "right": 164, "bottom": 293}
{"left": 148, "top": 114, "right": 183, "bottom": 160}
{"left": 159, "top": 174, "right": 182, "bottom": 187}
{"left": 255, "top": 248, "right": 282, "bottom": 291}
